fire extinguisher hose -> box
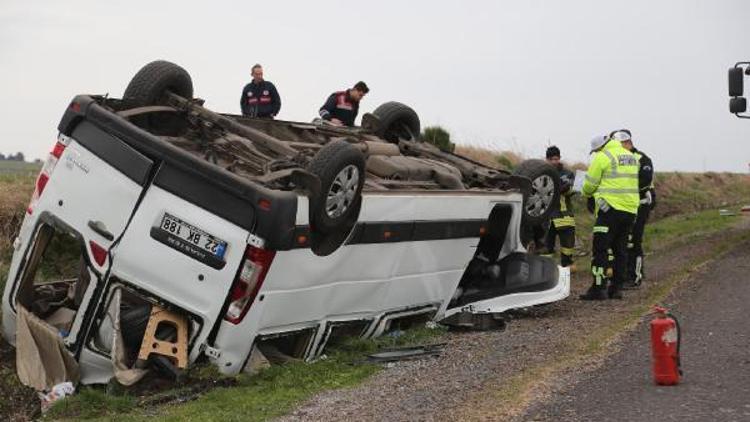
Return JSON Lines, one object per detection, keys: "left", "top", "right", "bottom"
{"left": 666, "top": 310, "right": 683, "bottom": 376}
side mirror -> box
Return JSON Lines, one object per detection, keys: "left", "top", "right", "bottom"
{"left": 730, "top": 97, "right": 747, "bottom": 114}
{"left": 729, "top": 67, "right": 744, "bottom": 97}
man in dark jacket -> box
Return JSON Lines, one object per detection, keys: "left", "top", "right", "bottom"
{"left": 544, "top": 146, "right": 577, "bottom": 268}
{"left": 240, "top": 64, "right": 281, "bottom": 118}
{"left": 618, "top": 129, "right": 655, "bottom": 288}
{"left": 319, "top": 81, "right": 369, "bottom": 126}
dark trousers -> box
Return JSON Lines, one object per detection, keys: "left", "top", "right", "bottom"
{"left": 627, "top": 204, "right": 651, "bottom": 283}
{"left": 591, "top": 208, "right": 635, "bottom": 289}
{"left": 546, "top": 224, "right": 575, "bottom": 267}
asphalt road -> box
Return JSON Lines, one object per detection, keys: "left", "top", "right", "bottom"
{"left": 522, "top": 241, "right": 750, "bottom": 422}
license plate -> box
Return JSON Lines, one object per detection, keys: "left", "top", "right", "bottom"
{"left": 151, "top": 213, "right": 228, "bottom": 269}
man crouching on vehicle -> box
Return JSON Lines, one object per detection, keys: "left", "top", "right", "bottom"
{"left": 319, "top": 81, "right": 369, "bottom": 126}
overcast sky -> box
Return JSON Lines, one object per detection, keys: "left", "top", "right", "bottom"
{"left": 1, "top": 0, "right": 748, "bottom": 172}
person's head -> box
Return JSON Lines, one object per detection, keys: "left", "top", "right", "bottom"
{"left": 612, "top": 129, "right": 633, "bottom": 150}
{"left": 545, "top": 145, "right": 562, "bottom": 169}
{"left": 350, "top": 81, "right": 369, "bottom": 101}
{"left": 251, "top": 64, "right": 264, "bottom": 83}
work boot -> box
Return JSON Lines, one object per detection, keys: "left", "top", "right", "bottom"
{"left": 579, "top": 286, "right": 607, "bottom": 301}
{"left": 621, "top": 279, "right": 640, "bottom": 290}
{"left": 608, "top": 283, "right": 623, "bottom": 299}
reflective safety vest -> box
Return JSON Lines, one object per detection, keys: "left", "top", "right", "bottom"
{"left": 552, "top": 168, "right": 576, "bottom": 228}
{"left": 582, "top": 140, "right": 640, "bottom": 214}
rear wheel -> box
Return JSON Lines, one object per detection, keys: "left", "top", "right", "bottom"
{"left": 124, "top": 60, "right": 193, "bottom": 106}
{"left": 512, "top": 159, "right": 560, "bottom": 226}
{"left": 307, "top": 141, "right": 366, "bottom": 234}
{"left": 123, "top": 60, "right": 193, "bottom": 135}
{"left": 371, "top": 102, "right": 421, "bottom": 143}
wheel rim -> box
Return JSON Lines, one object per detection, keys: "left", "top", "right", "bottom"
{"left": 325, "top": 165, "right": 360, "bottom": 219}
{"left": 525, "top": 174, "right": 555, "bottom": 217}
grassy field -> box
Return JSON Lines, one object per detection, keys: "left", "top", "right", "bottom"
{"left": 0, "top": 161, "right": 41, "bottom": 177}
{"left": 0, "top": 167, "right": 749, "bottom": 420}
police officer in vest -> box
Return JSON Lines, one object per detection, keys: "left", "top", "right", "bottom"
{"left": 618, "top": 129, "right": 655, "bottom": 288}
{"left": 319, "top": 81, "right": 369, "bottom": 126}
{"left": 580, "top": 132, "right": 640, "bottom": 300}
{"left": 240, "top": 64, "right": 281, "bottom": 118}
{"left": 544, "top": 146, "right": 577, "bottom": 268}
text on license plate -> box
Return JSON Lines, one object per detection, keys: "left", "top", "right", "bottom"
{"left": 159, "top": 213, "right": 227, "bottom": 259}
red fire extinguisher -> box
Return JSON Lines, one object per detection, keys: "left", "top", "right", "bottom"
{"left": 650, "top": 306, "right": 682, "bottom": 385}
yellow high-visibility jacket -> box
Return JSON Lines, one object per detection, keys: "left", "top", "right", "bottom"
{"left": 582, "top": 140, "right": 640, "bottom": 214}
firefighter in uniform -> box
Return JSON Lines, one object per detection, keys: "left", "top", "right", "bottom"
{"left": 544, "top": 146, "right": 577, "bottom": 268}
{"left": 580, "top": 132, "right": 640, "bottom": 300}
{"left": 618, "top": 129, "right": 656, "bottom": 288}
{"left": 319, "top": 81, "right": 369, "bottom": 126}
{"left": 240, "top": 64, "right": 281, "bottom": 118}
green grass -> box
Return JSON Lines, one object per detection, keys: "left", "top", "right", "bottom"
{"left": 45, "top": 327, "right": 446, "bottom": 421}
{"left": 563, "top": 197, "right": 739, "bottom": 273}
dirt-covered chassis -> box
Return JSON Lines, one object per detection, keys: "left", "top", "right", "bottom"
{"left": 118, "top": 61, "right": 561, "bottom": 250}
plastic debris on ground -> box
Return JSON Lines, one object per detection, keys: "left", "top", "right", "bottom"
{"left": 39, "top": 381, "right": 75, "bottom": 413}
{"left": 367, "top": 343, "right": 446, "bottom": 363}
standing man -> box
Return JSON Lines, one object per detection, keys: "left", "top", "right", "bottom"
{"left": 544, "top": 146, "right": 577, "bottom": 268}
{"left": 580, "top": 132, "right": 640, "bottom": 300}
{"left": 618, "top": 129, "right": 656, "bottom": 288}
{"left": 240, "top": 64, "right": 281, "bottom": 118}
{"left": 318, "top": 81, "right": 369, "bottom": 126}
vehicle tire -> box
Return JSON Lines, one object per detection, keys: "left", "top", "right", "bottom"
{"left": 512, "top": 159, "right": 560, "bottom": 226}
{"left": 372, "top": 102, "right": 421, "bottom": 143}
{"left": 307, "top": 140, "right": 366, "bottom": 234}
{"left": 123, "top": 60, "right": 193, "bottom": 106}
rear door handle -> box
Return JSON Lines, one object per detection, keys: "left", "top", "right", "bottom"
{"left": 88, "top": 220, "right": 114, "bottom": 241}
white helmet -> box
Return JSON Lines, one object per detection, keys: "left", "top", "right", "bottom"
{"left": 590, "top": 135, "right": 608, "bottom": 153}
{"left": 612, "top": 130, "right": 632, "bottom": 142}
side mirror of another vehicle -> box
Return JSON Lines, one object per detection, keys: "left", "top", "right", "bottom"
{"left": 729, "top": 67, "right": 744, "bottom": 97}
{"left": 730, "top": 97, "right": 747, "bottom": 114}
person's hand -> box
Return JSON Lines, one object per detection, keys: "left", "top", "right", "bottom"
{"left": 331, "top": 118, "right": 343, "bottom": 126}
{"left": 640, "top": 190, "right": 653, "bottom": 205}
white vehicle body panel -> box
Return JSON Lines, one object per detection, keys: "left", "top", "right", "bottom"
{"left": 107, "top": 186, "right": 250, "bottom": 361}
{"left": 444, "top": 266, "right": 571, "bottom": 317}
{"left": 2, "top": 138, "right": 148, "bottom": 347}
{"left": 212, "top": 192, "right": 529, "bottom": 373}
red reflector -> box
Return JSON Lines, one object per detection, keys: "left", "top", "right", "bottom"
{"left": 26, "top": 206, "right": 33, "bottom": 215}
{"left": 70, "top": 102, "right": 81, "bottom": 113}
{"left": 89, "top": 241, "right": 108, "bottom": 266}
{"left": 51, "top": 142, "right": 66, "bottom": 159}
{"left": 36, "top": 173, "right": 50, "bottom": 195}
{"left": 258, "top": 198, "right": 272, "bottom": 211}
